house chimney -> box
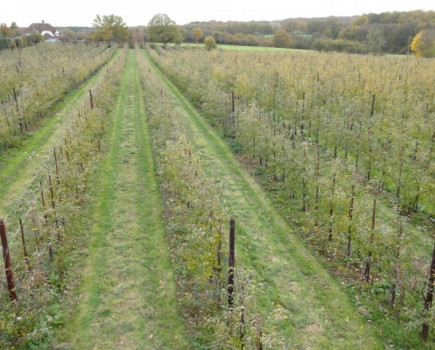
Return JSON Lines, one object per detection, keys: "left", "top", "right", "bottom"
{"left": 42, "top": 20, "right": 45, "bottom": 24}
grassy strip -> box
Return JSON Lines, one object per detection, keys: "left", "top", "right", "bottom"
{"left": 144, "top": 49, "right": 384, "bottom": 349}
{"left": 54, "top": 49, "right": 187, "bottom": 349}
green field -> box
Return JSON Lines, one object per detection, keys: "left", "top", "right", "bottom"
{"left": 181, "top": 42, "right": 310, "bottom": 53}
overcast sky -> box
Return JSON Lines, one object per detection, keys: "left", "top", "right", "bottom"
{"left": 2, "top": 0, "right": 434, "bottom": 27}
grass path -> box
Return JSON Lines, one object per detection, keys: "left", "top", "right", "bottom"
{"left": 144, "top": 50, "right": 385, "bottom": 349}
{"left": 0, "top": 53, "right": 118, "bottom": 218}
{"left": 55, "top": 50, "right": 187, "bottom": 349}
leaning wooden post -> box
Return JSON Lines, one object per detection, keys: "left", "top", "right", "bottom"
{"left": 19, "top": 218, "right": 30, "bottom": 270}
{"left": 0, "top": 219, "right": 17, "bottom": 301}
{"left": 254, "top": 315, "right": 263, "bottom": 350}
{"left": 217, "top": 219, "right": 222, "bottom": 274}
{"left": 346, "top": 185, "right": 355, "bottom": 257}
{"left": 53, "top": 147, "right": 61, "bottom": 203}
{"left": 13, "top": 87, "right": 19, "bottom": 112}
{"left": 48, "top": 175, "right": 55, "bottom": 209}
{"left": 370, "top": 94, "right": 376, "bottom": 117}
{"left": 364, "top": 199, "right": 376, "bottom": 282}
{"left": 228, "top": 218, "right": 235, "bottom": 307}
{"left": 89, "top": 89, "right": 94, "bottom": 110}
{"left": 240, "top": 283, "right": 245, "bottom": 346}
{"left": 53, "top": 147, "right": 60, "bottom": 182}
{"left": 328, "top": 173, "right": 336, "bottom": 242}
{"left": 422, "top": 240, "right": 435, "bottom": 342}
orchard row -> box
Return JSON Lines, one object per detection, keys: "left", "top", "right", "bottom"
{"left": 147, "top": 45, "right": 435, "bottom": 342}
{"left": 137, "top": 46, "right": 282, "bottom": 348}
{"left": 0, "top": 43, "right": 116, "bottom": 151}
{"left": 0, "top": 45, "right": 127, "bottom": 347}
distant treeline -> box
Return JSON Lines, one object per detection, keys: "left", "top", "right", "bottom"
{"left": 3, "top": 10, "right": 434, "bottom": 55}
{"left": 181, "top": 10, "right": 435, "bottom": 54}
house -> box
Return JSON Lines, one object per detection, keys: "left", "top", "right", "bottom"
{"left": 22, "top": 21, "right": 62, "bottom": 41}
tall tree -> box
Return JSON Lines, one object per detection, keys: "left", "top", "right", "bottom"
{"left": 411, "top": 28, "right": 435, "bottom": 57}
{"left": 9, "top": 22, "right": 19, "bottom": 37}
{"left": 193, "top": 27, "right": 203, "bottom": 44}
{"left": 147, "top": 14, "right": 182, "bottom": 45}
{"left": 204, "top": 36, "right": 217, "bottom": 50}
{"left": 91, "top": 14, "right": 129, "bottom": 43}
{"left": 273, "top": 30, "right": 292, "bottom": 48}
{"left": 63, "top": 29, "right": 76, "bottom": 42}
{"left": 0, "top": 23, "right": 9, "bottom": 49}
{"left": 0, "top": 23, "right": 9, "bottom": 38}
{"left": 367, "top": 27, "right": 386, "bottom": 55}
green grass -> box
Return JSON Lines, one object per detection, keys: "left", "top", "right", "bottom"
{"left": 144, "top": 49, "right": 385, "bottom": 348}
{"left": 53, "top": 50, "right": 188, "bottom": 349}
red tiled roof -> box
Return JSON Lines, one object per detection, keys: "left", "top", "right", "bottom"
{"left": 22, "top": 23, "right": 56, "bottom": 35}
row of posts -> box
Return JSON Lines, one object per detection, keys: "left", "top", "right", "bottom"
{"left": 2, "top": 210, "right": 435, "bottom": 343}
{"left": 0, "top": 217, "right": 237, "bottom": 306}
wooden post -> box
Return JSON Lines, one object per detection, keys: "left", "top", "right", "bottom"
{"left": 240, "top": 283, "right": 245, "bottom": 347}
{"left": 39, "top": 181, "right": 46, "bottom": 209}
{"left": 346, "top": 185, "right": 355, "bottom": 257}
{"left": 13, "top": 87, "right": 19, "bottom": 112}
{"left": 301, "top": 92, "right": 306, "bottom": 135}
{"left": 217, "top": 219, "right": 222, "bottom": 273}
{"left": 89, "top": 89, "right": 94, "bottom": 110}
{"left": 228, "top": 218, "right": 235, "bottom": 307}
{"left": 370, "top": 94, "right": 376, "bottom": 117}
{"left": 19, "top": 219, "right": 30, "bottom": 270}
{"left": 31, "top": 211, "right": 40, "bottom": 250}
{"left": 0, "top": 219, "right": 17, "bottom": 301}
{"left": 390, "top": 216, "right": 403, "bottom": 306}
{"left": 422, "top": 240, "right": 435, "bottom": 342}
{"left": 53, "top": 147, "right": 61, "bottom": 203}
{"left": 53, "top": 147, "right": 60, "bottom": 181}
{"left": 355, "top": 123, "right": 362, "bottom": 173}
{"left": 364, "top": 199, "right": 376, "bottom": 282}
{"left": 64, "top": 138, "right": 70, "bottom": 162}
{"left": 328, "top": 174, "right": 336, "bottom": 241}
{"left": 255, "top": 316, "right": 263, "bottom": 350}
{"left": 48, "top": 242, "right": 53, "bottom": 262}
{"left": 48, "top": 175, "right": 55, "bottom": 209}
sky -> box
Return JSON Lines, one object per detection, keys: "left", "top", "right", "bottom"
{"left": 2, "top": 0, "right": 434, "bottom": 28}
